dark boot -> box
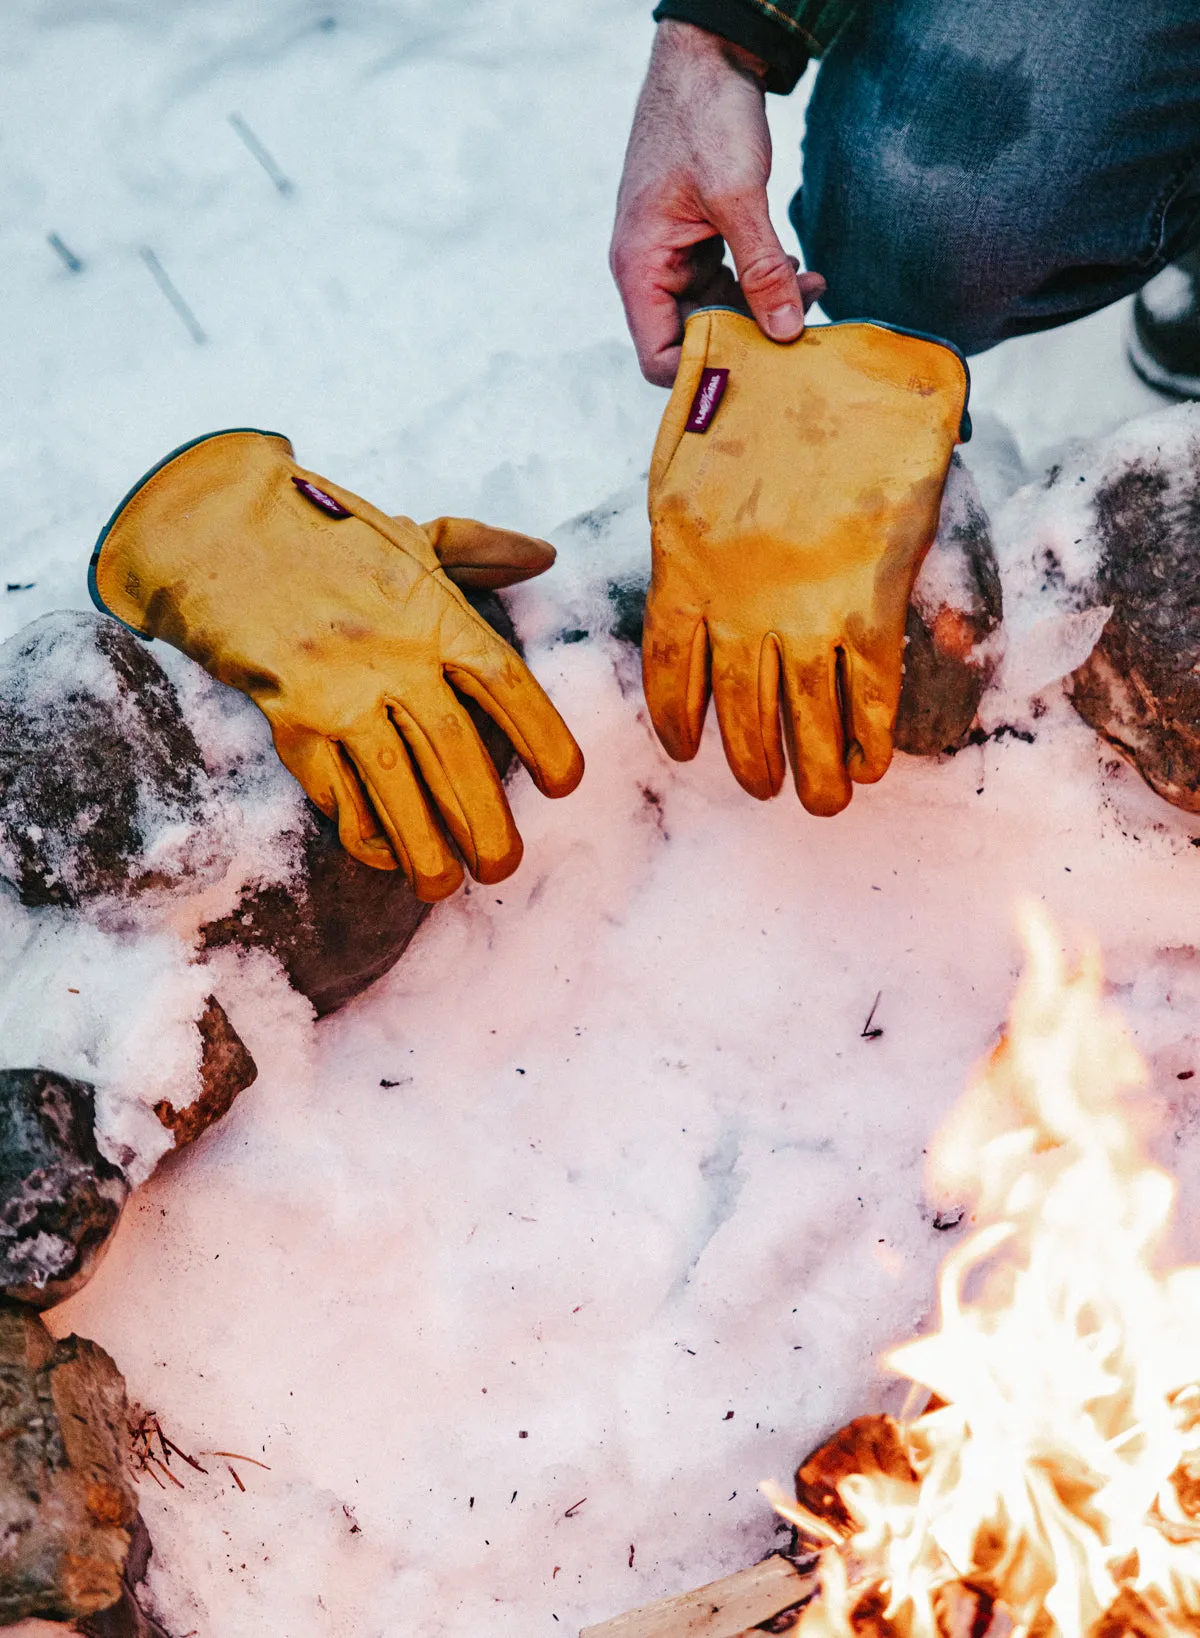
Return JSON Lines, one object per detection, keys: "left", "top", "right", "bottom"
{"left": 1129, "top": 246, "right": 1200, "bottom": 397}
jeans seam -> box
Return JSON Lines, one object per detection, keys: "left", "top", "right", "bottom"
{"left": 1141, "top": 142, "right": 1200, "bottom": 271}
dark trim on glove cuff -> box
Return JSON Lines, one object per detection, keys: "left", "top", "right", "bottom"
{"left": 88, "top": 427, "right": 289, "bottom": 633}
{"left": 652, "top": 0, "right": 811, "bottom": 93}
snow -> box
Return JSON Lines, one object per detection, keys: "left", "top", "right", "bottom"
{"left": 3, "top": 4, "right": 1200, "bottom": 1637}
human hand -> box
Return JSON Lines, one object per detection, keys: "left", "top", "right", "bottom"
{"left": 610, "top": 19, "right": 825, "bottom": 386}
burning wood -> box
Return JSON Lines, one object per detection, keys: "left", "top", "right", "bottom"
{"left": 592, "top": 907, "right": 1200, "bottom": 1638}
{"left": 580, "top": 1552, "right": 818, "bottom": 1638}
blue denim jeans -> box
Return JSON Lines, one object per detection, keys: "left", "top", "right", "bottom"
{"left": 793, "top": 0, "right": 1200, "bottom": 354}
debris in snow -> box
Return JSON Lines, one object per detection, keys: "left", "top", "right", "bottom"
{"left": 138, "top": 248, "right": 206, "bottom": 346}
{"left": 228, "top": 112, "right": 294, "bottom": 196}
{"left": 46, "top": 232, "right": 84, "bottom": 274}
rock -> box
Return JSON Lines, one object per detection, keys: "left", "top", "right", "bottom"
{"left": 153, "top": 996, "right": 258, "bottom": 1150}
{"left": 0, "top": 1305, "right": 138, "bottom": 1626}
{"left": 199, "top": 588, "right": 519, "bottom": 1016}
{"left": 77, "top": 1515, "right": 172, "bottom": 1638}
{"left": 894, "top": 455, "right": 1002, "bottom": 755}
{"left": 199, "top": 812, "right": 432, "bottom": 1017}
{"left": 1067, "top": 423, "right": 1200, "bottom": 810}
{"left": 0, "top": 1070, "right": 128, "bottom": 1310}
{"left": 0, "top": 1006, "right": 256, "bottom": 1306}
{"left": 0, "top": 614, "right": 214, "bottom": 909}
{"left": 0, "top": 593, "right": 518, "bottom": 1019}
{"left": 605, "top": 454, "right": 1002, "bottom": 757}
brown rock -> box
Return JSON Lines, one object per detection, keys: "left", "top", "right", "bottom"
{"left": 894, "top": 454, "right": 1003, "bottom": 757}
{"left": 0, "top": 1305, "right": 138, "bottom": 1625}
{"left": 154, "top": 996, "right": 258, "bottom": 1148}
{"left": 78, "top": 1515, "right": 172, "bottom": 1638}
{"left": 1068, "top": 454, "right": 1200, "bottom": 811}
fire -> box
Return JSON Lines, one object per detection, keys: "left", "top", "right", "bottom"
{"left": 765, "top": 907, "right": 1200, "bottom": 1638}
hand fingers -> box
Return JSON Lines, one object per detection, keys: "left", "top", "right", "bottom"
{"left": 713, "top": 190, "right": 807, "bottom": 342}
{"left": 798, "top": 270, "right": 826, "bottom": 311}
{"left": 444, "top": 630, "right": 584, "bottom": 799}
{"left": 611, "top": 234, "right": 729, "bottom": 386}
{"left": 421, "top": 517, "right": 556, "bottom": 590}
{"left": 709, "top": 631, "right": 785, "bottom": 799}
{"left": 270, "top": 723, "right": 399, "bottom": 873}
{"left": 780, "top": 645, "right": 853, "bottom": 816}
{"left": 642, "top": 594, "right": 711, "bottom": 762}
{"left": 610, "top": 241, "right": 692, "bottom": 386}
{"left": 841, "top": 644, "right": 902, "bottom": 784}
{"left": 342, "top": 721, "right": 464, "bottom": 902}
{"left": 388, "top": 689, "right": 524, "bottom": 885}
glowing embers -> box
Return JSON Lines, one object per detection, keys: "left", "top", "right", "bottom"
{"left": 766, "top": 909, "right": 1200, "bottom": 1638}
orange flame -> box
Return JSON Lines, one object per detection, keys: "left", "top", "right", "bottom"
{"left": 765, "top": 905, "right": 1200, "bottom": 1638}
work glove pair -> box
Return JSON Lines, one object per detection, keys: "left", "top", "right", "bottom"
{"left": 89, "top": 316, "right": 967, "bottom": 902}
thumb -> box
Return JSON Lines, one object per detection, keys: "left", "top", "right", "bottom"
{"left": 419, "top": 517, "right": 557, "bottom": 590}
{"left": 720, "top": 195, "right": 807, "bottom": 343}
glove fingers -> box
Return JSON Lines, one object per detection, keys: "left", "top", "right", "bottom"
{"left": 444, "top": 633, "right": 584, "bottom": 800}
{"left": 421, "top": 517, "right": 557, "bottom": 590}
{"left": 709, "top": 632, "right": 786, "bottom": 800}
{"left": 270, "top": 724, "right": 399, "bottom": 873}
{"left": 841, "top": 645, "right": 901, "bottom": 785}
{"left": 780, "top": 646, "right": 853, "bottom": 817}
{"left": 642, "top": 598, "right": 711, "bottom": 763}
{"left": 388, "top": 690, "right": 524, "bottom": 885}
{"left": 342, "top": 721, "right": 465, "bottom": 902}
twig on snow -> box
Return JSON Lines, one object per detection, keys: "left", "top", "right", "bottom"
{"left": 139, "top": 247, "right": 207, "bottom": 344}
{"left": 229, "top": 112, "right": 294, "bottom": 194}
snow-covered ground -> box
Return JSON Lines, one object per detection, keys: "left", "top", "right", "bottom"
{"left": 3, "top": 4, "right": 1200, "bottom": 1636}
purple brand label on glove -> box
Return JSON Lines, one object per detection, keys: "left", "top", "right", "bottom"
{"left": 292, "top": 476, "right": 352, "bottom": 518}
{"left": 685, "top": 367, "right": 729, "bottom": 433}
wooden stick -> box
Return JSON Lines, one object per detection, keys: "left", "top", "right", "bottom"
{"left": 580, "top": 1554, "right": 817, "bottom": 1638}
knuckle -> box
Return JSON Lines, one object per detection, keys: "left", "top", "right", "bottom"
{"left": 735, "top": 247, "right": 793, "bottom": 294}
{"left": 705, "top": 182, "right": 759, "bottom": 222}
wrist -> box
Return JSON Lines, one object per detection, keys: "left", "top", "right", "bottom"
{"left": 651, "top": 5, "right": 808, "bottom": 94}
{"left": 654, "top": 18, "right": 770, "bottom": 85}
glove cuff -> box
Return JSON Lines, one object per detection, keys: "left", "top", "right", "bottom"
{"left": 89, "top": 428, "right": 293, "bottom": 637}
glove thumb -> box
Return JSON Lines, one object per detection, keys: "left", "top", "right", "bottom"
{"left": 420, "top": 516, "right": 557, "bottom": 590}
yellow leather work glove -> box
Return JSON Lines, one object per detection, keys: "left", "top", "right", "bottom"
{"left": 89, "top": 430, "right": 584, "bottom": 901}
{"left": 645, "top": 310, "right": 969, "bottom": 815}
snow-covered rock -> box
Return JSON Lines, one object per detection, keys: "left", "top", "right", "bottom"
{"left": 896, "top": 453, "right": 1002, "bottom": 756}
{"left": 981, "top": 400, "right": 1200, "bottom": 810}
{"left": 0, "top": 614, "right": 221, "bottom": 911}
{"left": 0, "top": 1068, "right": 127, "bottom": 1309}
{"left": 1067, "top": 405, "right": 1200, "bottom": 809}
